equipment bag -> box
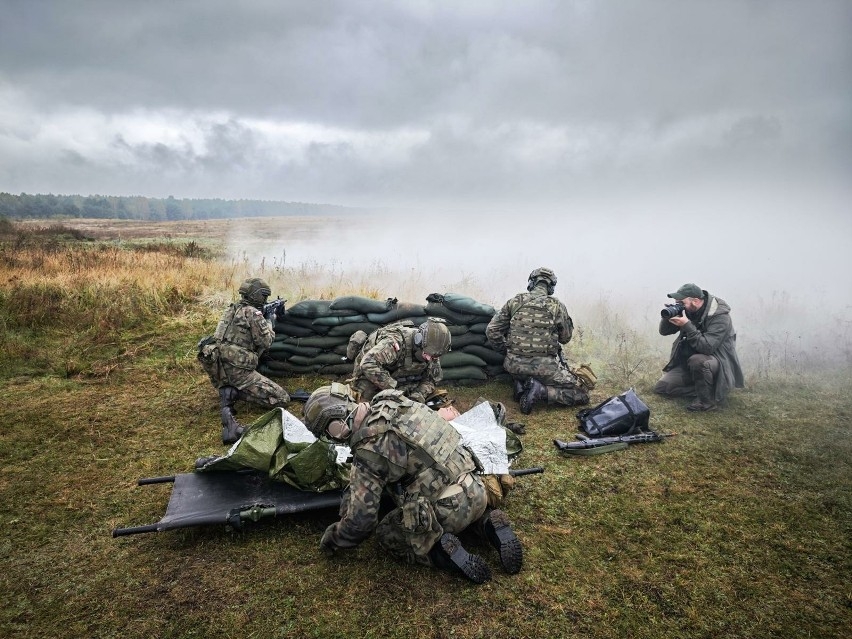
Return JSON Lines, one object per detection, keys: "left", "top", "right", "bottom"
{"left": 576, "top": 388, "right": 650, "bottom": 437}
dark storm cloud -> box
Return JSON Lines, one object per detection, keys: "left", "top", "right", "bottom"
{"left": 0, "top": 0, "right": 850, "bottom": 204}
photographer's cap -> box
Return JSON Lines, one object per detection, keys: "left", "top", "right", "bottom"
{"left": 668, "top": 283, "right": 703, "bottom": 300}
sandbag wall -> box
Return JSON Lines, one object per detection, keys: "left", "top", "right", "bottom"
{"left": 258, "top": 293, "right": 510, "bottom": 385}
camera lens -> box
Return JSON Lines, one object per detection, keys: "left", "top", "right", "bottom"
{"left": 661, "top": 302, "right": 684, "bottom": 318}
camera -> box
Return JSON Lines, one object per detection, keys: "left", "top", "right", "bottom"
{"left": 661, "top": 302, "right": 685, "bottom": 319}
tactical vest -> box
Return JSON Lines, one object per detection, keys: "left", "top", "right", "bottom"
{"left": 506, "top": 292, "right": 560, "bottom": 356}
{"left": 350, "top": 390, "right": 474, "bottom": 499}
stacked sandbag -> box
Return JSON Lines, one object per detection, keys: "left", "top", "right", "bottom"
{"left": 262, "top": 296, "right": 395, "bottom": 377}
{"left": 259, "top": 292, "right": 509, "bottom": 385}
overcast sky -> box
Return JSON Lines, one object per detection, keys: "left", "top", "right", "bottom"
{"left": 1, "top": 0, "right": 849, "bottom": 209}
{"left": 2, "top": 1, "right": 851, "bottom": 351}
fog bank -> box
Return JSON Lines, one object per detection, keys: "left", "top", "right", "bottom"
{"left": 227, "top": 179, "right": 852, "bottom": 373}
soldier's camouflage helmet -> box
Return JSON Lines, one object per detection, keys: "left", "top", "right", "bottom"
{"left": 239, "top": 278, "right": 272, "bottom": 309}
{"left": 527, "top": 267, "right": 557, "bottom": 295}
{"left": 416, "top": 318, "right": 452, "bottom": 357}
{"left": 303, "top": 382, "right": 359, "bottom": 440}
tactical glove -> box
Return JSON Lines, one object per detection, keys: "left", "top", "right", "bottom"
{"left": 572, "top": 363, "right": 597, "bottom": 390}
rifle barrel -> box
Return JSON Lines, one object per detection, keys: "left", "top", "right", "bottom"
{"left": 509, "top": 466, "right": 544, "bottom": 477}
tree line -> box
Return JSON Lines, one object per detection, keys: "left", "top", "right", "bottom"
{"left": 0, "top": 192, "right": 360, "bottom": 221}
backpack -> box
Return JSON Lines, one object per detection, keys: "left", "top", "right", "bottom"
{"left": 576, "top": 388, "right": 650, "bottom": 437}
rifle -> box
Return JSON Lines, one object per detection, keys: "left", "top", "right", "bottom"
{"left": 553, "top": 431, "right": 675, "bottom": 456}
{"left": 263, "top": 297, "right": 286, "bottom": 324}
{"left": 509, "top": 466, "right": 544, "bottom": 477}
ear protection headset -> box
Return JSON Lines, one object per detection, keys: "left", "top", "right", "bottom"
{"left": 325, "top": 417, "right": 352, "bottom": 441}
{"left": 527, "top": 268, "right": 556, "bottom": 295}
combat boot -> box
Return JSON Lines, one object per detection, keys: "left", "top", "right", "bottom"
{"left": 519, "top": 378, "right": 547, "bottom": 415}
{"left": 512, "top": 378, "right": 525, "bottom": 402}
{"left": 427, "top": 533, "right": 492, "bottom": 584}
{"left": 219, "top": 386, "right": 246, "bottom": 445}
{"left": 480, "top": 509, "right": 523, "bottom": 574}
{"left": 686, "top": 388, "right": 717, "bottom": 412}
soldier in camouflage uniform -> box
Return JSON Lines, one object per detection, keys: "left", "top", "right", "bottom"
{"left": 197, "top": 278, "right": 290, "bottom": 444}
{"left": 347, "top": 319, "right": 452, "bottom": 404}
{"left": 486, "top": 267, "right": 589, "bottom": 415}
{"left": 303, "top": 383, "right": 524, "bottom": 584}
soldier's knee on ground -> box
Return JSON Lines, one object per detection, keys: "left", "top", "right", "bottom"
{"left": 654, "top": 378, "right": 674, "bottom": 395}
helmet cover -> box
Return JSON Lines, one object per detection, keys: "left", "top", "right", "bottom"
{"left": 527, "top": 267, "right": 557, "bottom": 294}
{"left": 416, "top": 318, "right": 452, "bottom": 357}
{"left": 239, "top": 278, "right": 272, "bottom": 308}
{"left": 302, "top": 382, "right": 359, "bottom": 440}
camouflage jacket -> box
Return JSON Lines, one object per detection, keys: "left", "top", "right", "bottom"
{"left": 322, "top": 391, "right": 477, "bottom": 549}
{"left": 351, "top": 324, "right": 442, "bottom": 398}
{"left": 212, "top": 301, "right": 275, "bottom": 370}
{"left": 486, "top": 284, "right": 574, "bottom": 357}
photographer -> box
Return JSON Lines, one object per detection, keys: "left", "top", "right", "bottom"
{"left": 655, "top": 283, "right": 744, "bottom": 412}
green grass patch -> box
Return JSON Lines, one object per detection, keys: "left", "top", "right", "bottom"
{"left": 0, "top": 221, "right": 849, "bottom": 638}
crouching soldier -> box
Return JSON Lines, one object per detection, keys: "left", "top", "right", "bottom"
{"left": 303, "top": 383, "right": 523, "bottom": 584}
{"left": 197, "top": 278, "right": 290, "bottom": 444}
{"left": 347, "top": 318, "right": 452, "bottom": 404}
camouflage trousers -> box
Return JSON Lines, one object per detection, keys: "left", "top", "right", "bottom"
{"left": 375, "top": 472, "right": 488, "bottom": 566}
{"left": 198, "top": 349, "right": 289, "bottom": 408}
{"left": 503, "top": 353, "right": 589, "bottom": 407}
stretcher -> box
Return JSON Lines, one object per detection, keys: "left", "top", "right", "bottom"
{"left": 112, "top": 470, "right": 343, "bottom": 537}
{"left": 112, "top": 401, "right": 533, "bottom": 538}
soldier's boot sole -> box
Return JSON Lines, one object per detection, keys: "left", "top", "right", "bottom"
{"left": 519, "top": 379, "right": 533, "bottom": 414}
{"left": 484, "top": 509, "right": 523, "bottom": 574}
{"left": 439, "top": 533, "right": 492, "bottom": 584}
{"left": 519, "top": 384, "right": 539, "bottom": 415}
{"left": 521, "top": 378, "right": 549, "bottom": 415}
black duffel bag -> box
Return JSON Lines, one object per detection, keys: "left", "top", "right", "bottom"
{"left": 576, "top": 388, "right": 650, "bottom": 437}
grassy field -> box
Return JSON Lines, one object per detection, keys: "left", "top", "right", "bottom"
{"left": 0, "top": 218, "right": 849, "bottom": 639}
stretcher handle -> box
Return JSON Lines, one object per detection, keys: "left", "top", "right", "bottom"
{"left": 138, "top": 476, "right": 176, "bottom": 485}
{"left": 112, "top": 524, "right": 160, "bottom": 537}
